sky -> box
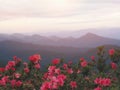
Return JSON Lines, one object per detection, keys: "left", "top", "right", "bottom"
{"left": 0, "top": 0, "right": 120, "bottom": 33}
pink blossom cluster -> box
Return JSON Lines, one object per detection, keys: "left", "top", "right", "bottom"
{"left": 0, "top": 48, "right": 119, "bottom": 90}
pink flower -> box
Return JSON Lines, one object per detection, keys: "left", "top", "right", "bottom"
{"left": 67, "top": 68, "right": 73, "bottom": 74}
{"left": 29, "top": 54, "right": 41, "bottom": 63}
{"left": 51, "top": 76, "right": 58, "bottom": 82}
{"left": 13, "top": 56, "right": 21, "bottom": 65}
{"left": 5, "top": 65, "right": 11, "bottom": 70}
{"left": 5, "top": 61, "right": 16, "bottom": 71}
{"left": 8, "top": 61, "right": 16, "bottom": 67}
{"left": 41, "top": 74, "right": 66, "bottom": 90}
{"left": 1, "top": 76, "right": 9, "bottom": 84}
{"left": 94, "top": 86, "right": 102, "bottom": 90}
{"left": 0, "top": 80, "right": 6, "bottom": 86}
{"left": 14, "top": 73, "right": 21, "bottom": 79}
{"left": 11, "top": 67, "right": 16, "bottom": 71}
{"left": 48, "top": 66, "right": 56, "bottom": 73}
{"left": 55, "top": 68, "right": 61, "bottom": 74}
{"left": 40, "top": 81, "right": 52, "bottom": 90}
{"left": 109, "top": 49, "right": 115, "bottom": 56}
{"left": 11, "top": 80, "right": 16, "bottom": 88}
{"left": 52, "top": 82, "right": 58, "bottom": 89}
{"left": 0, "top": 68, "right": 5, "bottom": 72}
{"left": 11, "top": 80, "right": 22, "bottom": 88}
{"left": 63, "top": 64, "right": 68, "bottom": 69}
{"left": 24, "top": 68, "right": 30, "bottom": 73}
{"left": 0, "top": 76, "right": 9, "bottom": 86}
{"left": 52, "top": 58, "right": 60, "bottom": 65}
{"left": 94, "top": 77, "right": 111, "bottom": 87}
{"left": 57, "top": 74, "right": 66, "bottom": 80}
{"left": 16, "top": 81, "right": 22, "bottom": 87}
{"left": 80, "top": 57, "right": 85, "bottom": 62}
{"left": 91, "top": 56, "right": 95, "bottom": 61}
{"left": 102, "top": 78, "right": 111, "bottom": 87}
{"left": 81, "top": 61, "right": 88, "bottom": 67}
{"left": 42, "top": 73, "right": 49, "bottom": 80}
{"left": 94, "top": 77, "right": 101, "bottom": 84}
{"left": 70, "top": 81, "right": 77, "bottom": 89}
{"left": 34, "top": 63, "right": 41, "bottom": 69}
{"left": 111, "top": 62, "right": 117, "bottom": 70}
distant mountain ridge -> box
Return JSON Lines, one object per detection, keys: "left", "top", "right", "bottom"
{"left": 39, "top": 28, "right": 120, "bottom": 39}
{"left": 0, "top": 31, "right": 120, "bottom": 67}
{"left": 0, "top": 33, "right": 120, "bottom": 48}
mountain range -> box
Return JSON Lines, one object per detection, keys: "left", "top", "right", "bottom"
{"left": 40, "top": 28, "right": 120, "bottom": 39}
{"left": 0, "top": 32, "right": 120, "bottom": 67}
{"left": 0, "top": 32, "right": 120, "bottom": 48}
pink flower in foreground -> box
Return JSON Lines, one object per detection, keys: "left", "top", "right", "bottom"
{"left": 11, "top": 80, "right": 16, "bottom": 88}
{"left": 2, "top": 76, "right": 9, "bottom": 83}
{"left": 0, "top": 76, "right": 9, "bottom": 86}
{"left": 34, "top": 63, "right": 41, "bottom": 69}
{"left": 55, "top": 68, "right": 61, "bottom": 74}
{"left": 0, "top": 80, "right": 6, "bottom": 86}
{"left": 111, "top": 62, "right": 117, "bottom": 70}
{"left": 102, "top": 78, "right": 111, "bottom": 87}
{"left": 94, "top": 77, "right": 111, "bottom": 87}
{"left": 29, "top": 54, "right": 41, "bottom": 63}
{"left": 24, "top": 68, "right": 30, "bottom": 73}
{"left": 5, "top": 61, "right": 16, "bottom": 71}
{"left": 0, "top": 68, "right": 5, "bottom": 72}
{"left": 48, "top": 66, "right": 56, "bottom": 73}
{"left": 91, "top": 56, "right": 95, "bottom": 61}
{"left": 52, "top": 82, "right": 58, "bottom": 89}
{"left": 94, "top": 86, "right": 102, "bottom": 90}
{"left": 81, "top": 61, "right": 88, "bottom": 67}
{"left": 52, "top": 58, "right": 60, "bottom": 65}
{"left": 70, "top": 81, "right": 77, "bottom": 89}
{"left": 14, "top": 73, "right": 21, "bottom": 79}
{"left": 109, "top": 49, "right": 115, "bottom": 56}
{"left": 13, "top": 56, "right": 21, "bottom": 65}
{"left": 80, "top": 57, "right": 85, "bottom": 62}
{"left": 8, "top": 61, "right": 16, "bottom": 67}
{"left": 16, "top": 81, "right": 22, "bottom": 87}
{"left": 57, "top": 74, "right": 66, "bottom": 81}
{"left": 67, "top": 68, "right": 73, "bottom": 74}
{"left": 94, "top": 77, "right": 101, "bottom": 84}
{"left": 63, "top": 64, "right": 68, "bottom": 69}
{"left": 11, "top": 80, "right": 22, "bottom": 88}
{"left": 40, "top": 81, "right": 52, "bottom": 90}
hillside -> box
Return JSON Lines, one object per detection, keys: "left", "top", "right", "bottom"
{"left": 0, "top": 40, "right": 120, "bottom": 67}
{"left": 0, "top": 33, "right": 120, "bottom": 48}
{"left": 0, "top": 40, "right": 89, "bottom": 66}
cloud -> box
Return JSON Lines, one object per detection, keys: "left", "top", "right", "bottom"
{"left": 0, "top": 0, "right": 120, "bottom": 18}
{"left": 0, "top": 0, "right": 81, "bottom": 18}
{"left": 0, "top": 0, "right": 120, "bottom": 33}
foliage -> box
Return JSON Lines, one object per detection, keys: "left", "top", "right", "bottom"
{"left": 0, "top": 47, "right": 120, "bottom": 90}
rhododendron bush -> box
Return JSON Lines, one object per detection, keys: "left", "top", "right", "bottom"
{"left": 0, "top": 46, "right": 120, "bottom": 90}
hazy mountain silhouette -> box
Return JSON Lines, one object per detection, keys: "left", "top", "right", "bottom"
{"left": 0, "top": 33, "right": 120, "bottom": 48}
{"left": 0, "top": 32, "right": 120, "bottom": 67}
{"left": 40, "top": 28, "right": 120, "bottom": 39}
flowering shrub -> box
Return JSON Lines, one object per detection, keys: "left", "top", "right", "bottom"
{"left": 0, "top": 46, "right": 120, "bottom": 90}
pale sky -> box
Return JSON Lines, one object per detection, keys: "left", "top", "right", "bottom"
{"left": 0, "top": 0, "right": 120, "bottom": 33}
